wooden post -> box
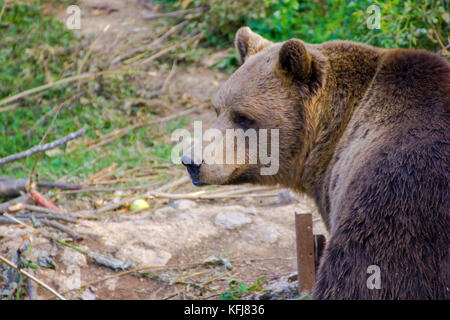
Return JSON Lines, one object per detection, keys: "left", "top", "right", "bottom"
{"left": 295, "top": 212, "right": 315, "bottom": 296}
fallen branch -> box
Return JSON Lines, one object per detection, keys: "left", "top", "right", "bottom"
{"left": 29, "top": 189, "right": 61, "bottom": 211}
{"left": 0, "top": 129, "right": 85, "bottom": 166}
{"left": 0, "top": 177, "right": 82, "bottom": 198}
{"left": 23, "top": 204, "right": 97, "bottom": 220}
{"left": 0, "top": 214, "right": 76, "bottom": 225}
{"left": 0, "top": 254, "right": 66, "bottom": 300}
{"left": 0, "top": 73, "right": 99, "bottom": 107}
{"left": 143, "top": 5, "right": 210, "bottom": 20}
{"left": 39, "top": 219, "right": 83, "bottom": 241}
{"left": 0, "top": 195, "right": 31, "bottom": 213}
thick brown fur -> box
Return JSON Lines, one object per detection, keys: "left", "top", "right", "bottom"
{"left": 184, "top": 27, "right": 450, "bottom": 299}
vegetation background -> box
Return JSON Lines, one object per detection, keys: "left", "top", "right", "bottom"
{"left": 0, "top": 0, "right": 448, "bottom": 183}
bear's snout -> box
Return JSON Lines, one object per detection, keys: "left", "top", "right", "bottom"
{"left": 181, "top": 155, "right": 206, "bottom": 186}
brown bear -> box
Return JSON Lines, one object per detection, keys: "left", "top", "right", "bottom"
{"left": 181, "top": 27, "right": 449, "bottom": 299}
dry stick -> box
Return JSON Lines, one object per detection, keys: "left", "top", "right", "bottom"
{"left": 87, "top": 176, "right": 156, "bottom": 185}
{"left": 147, "top": 59, "right": 177, "bottom": 98}
{"left": 0, "top": 177, "right": 82, "bottom": 198}
{"left": 60, "top": 183, "right": 163, "bottom": 194}
{"left": 142, "top": 5, "right": 210, "bottom": 20}
{"left": 0, "top": 103, "right": 19, "bottom": 113}
{"left": 0, "top": 0, "right": 7, "bottom": 22}
{"left": 0, "top": 129, "right": 85, "bottom": 166}
{"left": 155, "top": 176, "right": 190, "bottom": 193}
{"left": 3, "top": 212, "right": 81, "bottom": 241}
{"left": 137, "top": 33, "right": 203, "bottom": 66}
{"left": 23, "top": 204, "right": 71, "bottom": 216}
{"left": 87, "top": 107, "right": 199, "bottom": 151}
{"left": 0, "top": 73, "right": 98, "bottom": 107}
{"left": 0, "top": 254, "right": 66, "bottom": 300}
{"left": 145, "top": 190, "right": 279, "bottom": 201}
{"left": 112, "top": 20, "right": 189, "bottom": 64}
{"left": 39, "top": 219, "right": 83, "bottom": 241}
{"left": 85, "top": 163, "right": 118, "bottom": 183}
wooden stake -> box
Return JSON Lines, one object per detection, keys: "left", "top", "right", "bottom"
{"left": 295, "top": 212, "right": 315, "bottom": 296}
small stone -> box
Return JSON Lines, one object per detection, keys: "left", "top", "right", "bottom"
{"left": 60, "top": 247, "right": 87, "bottom": 268}
{"left": 80, "top": 289, "right": 96, "bottom": 300}
{"left": 214, "top": 211, "right": 252, "bottom": 230}
{"left": 168, "top": 199, "right": 197, "bottom": 210}
{"left": 277, "top": 189, "right": 292, "bottom": 204}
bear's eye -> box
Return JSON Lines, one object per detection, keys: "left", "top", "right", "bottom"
{"left": 234, "top": 113, "right": 255, "bottom": 130}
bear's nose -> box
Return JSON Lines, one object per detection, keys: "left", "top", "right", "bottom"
{"left": 181, "top": 155, "right": 202, "bottom": 175}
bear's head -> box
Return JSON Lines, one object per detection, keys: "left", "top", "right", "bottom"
{"left": 182, "top": 27, "right": 326, "bottom": 190}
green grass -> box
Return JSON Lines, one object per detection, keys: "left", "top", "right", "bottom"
{"left": 0, "top": 1, "right": 190, "bottom": 183}
{"left": 220, "top": 277, "right": 265, "bottom": 300}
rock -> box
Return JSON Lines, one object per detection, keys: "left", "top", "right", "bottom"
{"left": 250, "top": 273, "right": 299, "bottom": 300}
{"left": 116, "top": 247, "right": 171, "bottom": 267}
{"left": 277, "top": 189, "right": 293, "bottom": 205}
{"left": 202, "top": 256, "right": 233, "bottom": 270}
{"left": 80, "top": 289, "right": 96, "bottom": 300}
{"left": 168, "top": 199, "right": 197, "bottom": 210}
{"left": 60, "top": 247, "right": 87, "bottom": 267}
{"left": 214, "top": 211, "right": 252, "bottom": 230}
{"left": 37, "top": 253, "right": 57, "bottom": 269}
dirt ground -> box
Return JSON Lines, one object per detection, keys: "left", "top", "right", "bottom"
{"left": 0, "top": 0, "right": 326, "bottom": 300}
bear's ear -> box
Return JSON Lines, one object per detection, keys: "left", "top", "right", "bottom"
{"left": 278, "top": 39, "right": 312, "bottom": 83}
{"left": 235, "top": 27, "right": 272, "bottom": 64}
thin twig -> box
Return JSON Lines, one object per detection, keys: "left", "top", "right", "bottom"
{"left": 142, "top": 5, "right": 210, "bottom": 20}
{"left": 0, "top": 254, "right": 66, "bottom": 300}
{"left": 136, "top": 33, "right": 203, "bottom": 66}
{"left": 0, "top": 103, "right": 19, "bottom": 113}
{"left": 40, "top": 219, "right": 83, "bottom": 241}
{"left": 0, "top": 129, "right": 85, "bottom": 166}
{"left": 112, "top": 20, "right": 189, "bottom": 64}
{"left": 86, "top": 107, "right": 198, "bottom": 151}
{"left": 0, "top": 73, "right": 99, "bottom": 107}
{"left": 147, "top": 59, "right": 177, "bottom": 98}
